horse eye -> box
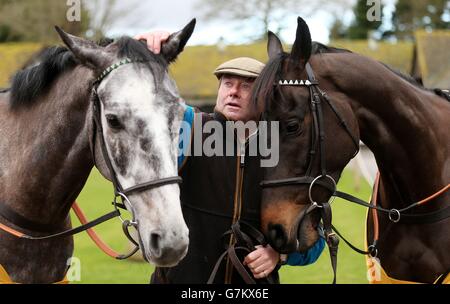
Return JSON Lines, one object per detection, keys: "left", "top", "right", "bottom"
{"left": 286, "top": 120, "right": 301, "bottom": 135}
{"left": 105, "top": 114, "right": 123, "bottom": 130}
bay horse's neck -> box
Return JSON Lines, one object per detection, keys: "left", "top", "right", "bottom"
{"left": 1, "top": 66, "right": 94, "bottom": 228}
{"left": 316, "top": 53, "right": 450, "bottom": 283}
{"left": 319, "top": 53, "right": 450, "bottom": 209}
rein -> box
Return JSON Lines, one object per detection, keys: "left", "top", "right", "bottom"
{"left": 207, "top": 220, "right": 277, "bottom": 284}
{"left": 332, "top": 174, "right": 450, "bottom": 258}
{"left": 0, "top": 58, "right": 182, "bottom": 260}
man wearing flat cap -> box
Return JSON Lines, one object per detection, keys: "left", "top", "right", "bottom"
{"left": 134, "top": 31, "right": 325, "bottom": 284}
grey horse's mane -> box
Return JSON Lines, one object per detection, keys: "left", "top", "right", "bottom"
{"left": 9, "top": 36, "right": 166, "bottom": 110}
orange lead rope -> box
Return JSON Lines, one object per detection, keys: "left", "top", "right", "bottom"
{"left": 0, "top": 222, "right": 25, "bottom": 238}
{"left": 417, "top": 184, "right": 450, "bottom": 205}
{"left": 71, "top": 201, "right": 122, "bottom": 259}
{"left": 0, "top": 201, "right": 135, "bottom": 259}
{"left": 371, "top": 172, "right": 380, "bottom": 242}
{"left": 370, "top": 175, "right": 450, "bottom": 242}
{"left": 368, "top": 173, "right": 450, "bottom": 284}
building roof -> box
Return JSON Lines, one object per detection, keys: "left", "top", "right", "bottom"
{"left": 412, "top": 30, "right": 450, "bottom": 89}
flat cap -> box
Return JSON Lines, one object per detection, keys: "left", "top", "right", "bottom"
{"left": 213, "top": 57, "right": 265, "bottom": 79}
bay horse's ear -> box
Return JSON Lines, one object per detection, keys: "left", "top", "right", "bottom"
{"left": 290, "top": 17, "right": 312, "bottom": 65}
{"left": 267, "top": 31, "right": 283, "bottom": 59}
{"left": 161, "top": 18, "right": 196, "bottom": 63}
{"left": 55, "top": 26, "right": 109, "bottom": 69}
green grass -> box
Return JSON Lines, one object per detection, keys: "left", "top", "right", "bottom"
{"left": 72, "top": 169, "right": 152, "bottom": 284}
{"left": 72, "top": 168, "right": 371, "bottom": 284}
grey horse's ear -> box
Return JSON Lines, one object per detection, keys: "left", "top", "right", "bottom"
{"left": 55, "top": 26, "right": 110, "bottom": 69}
{"left": 290, "top": 17, "right": 312, "bottom": 65}
{"left": 267, "top": 31, "right": 283, "bottom": 59}
{"left": 161, "top": 19, "right": 196, "bottom": 63}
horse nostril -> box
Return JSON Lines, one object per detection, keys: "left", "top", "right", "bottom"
{"left": 149, "top": 231, "right": 162, "bottom": 258}
{"left": 268, "top": 224, "right": 287, "bottom": 251}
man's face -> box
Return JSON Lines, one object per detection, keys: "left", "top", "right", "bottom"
{"left": 215, "top": 75, "right": 258, "bottom": 122}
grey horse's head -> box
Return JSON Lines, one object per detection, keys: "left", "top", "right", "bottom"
{"left": 56, "top": 20, "right": 196, "bottom": 266}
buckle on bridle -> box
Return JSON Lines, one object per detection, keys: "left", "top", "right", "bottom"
{"left": 308, "top": 175, "right": 337, "bottom": 205}
{"left": 311, "top": 201, "right": 324, "bottom": 209}
{"left": 113, "top": 192, "right": 138, "bottom": 226}
{"left": 388, "top": 208, "right": 401, "bottom": 223}
{"left": 368, "top": 244, "right": 378, "bottom": 258}
{"left": 326, "top": 232, "right": 339, "bottom": 247}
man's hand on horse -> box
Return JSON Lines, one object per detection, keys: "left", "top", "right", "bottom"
{"left": 134, "top": 31, "right": 170, "bottom": 54}
{"left": 243, "top": 244, "right": 279, "bottom": 279}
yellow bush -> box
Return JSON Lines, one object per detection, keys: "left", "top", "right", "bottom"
{"left": 170, "top": 40, "right": 413, "bottom": 100}
{"left": 330, "top": 40, "right": 413, "bottom": 74}
{"left": 0, "top": 43, "right": 43, "bottom": 88}
{"left": 0, "top": 40, "right": 413, "bottom": 98}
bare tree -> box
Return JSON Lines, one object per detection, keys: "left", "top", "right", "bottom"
{"left": 0, "top": 0, "right": 89, "bottom": 42}
{"left": 0, "top": 0, "right": 153, "bottom": 43}
{"left": 83, "top": 0, "right": 147, "bottom": 40}
{"left": 195, "top": 0, "right": 354, "bottom": 41}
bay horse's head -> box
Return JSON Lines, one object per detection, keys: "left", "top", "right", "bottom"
{"left": 55, "top": 20, "right": 196, "bottom": 266}
{"left": 253, "top": 17, "right": 359, "bottom": 253}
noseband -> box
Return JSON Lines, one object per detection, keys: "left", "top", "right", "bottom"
{"left": 260, "top": 62, "right": 360, "bottom": 283}
{"left": 0, "top": 58, "right": 182, "bottom": 259}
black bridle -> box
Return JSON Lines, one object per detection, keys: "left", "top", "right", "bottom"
{"left": 91, "top": 58, "right": 182, "bottom": 199}
{"left": 260, "top": 63, "right": 360, "bottom": 283}
{"left": 0, "top": 58, "right": 182, "bottom": 260}
{"left": 88, "top": 58, "right": 182, "bottom": 254}
{"left": 259, "top": 62, "right": 450, "bottom": 283}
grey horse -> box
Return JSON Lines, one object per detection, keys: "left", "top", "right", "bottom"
{"left": 0, "top": 19, "right": 196, "bottom": 283}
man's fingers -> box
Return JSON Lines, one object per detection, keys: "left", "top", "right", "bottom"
{"left": 153, "top": 35, "right": 160, "bottom": 54}
{"left": 148, "top": 35, "right": 155, "bottom": 53}
{"left": 134, "top": 34, "right": 145, "bottom": 40}
{"left": 160, "top": 32, "right": 170, "bottom": 41}
{"left": 252, "top": 263, "right": 270, "bottom": 275}
{"left": 247, "top": 260, "right": 263, "bottom": 273}
{"left": 244, "top": 249, "right": 262, "bottom": 265}
{"left": 153, "top": 33, "right": 169, "bottom": 54}
{"left": 134, "top": 31, "right": 171, "bottom": 54}
{"left": 252, "top": 264, "right": 275, "bottom": 279}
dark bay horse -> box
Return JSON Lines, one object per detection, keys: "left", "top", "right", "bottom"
{"left": 0, "top": 20, "right": 196, "bottom": 283}
{"left": 255, "top": 17, "right": 449, "bottom": 283}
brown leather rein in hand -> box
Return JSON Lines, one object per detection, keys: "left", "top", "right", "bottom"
{"left": 207, "top": 220, "right": 277, "bottom": 284}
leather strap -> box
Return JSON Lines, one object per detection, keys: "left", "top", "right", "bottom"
{"left": 122, "top": 176, "right": 182, "bottom": 196}
{"left": 335, "top": 189, "right": 450, "bottom": 224}
{"left": 0, "top": 201, "right": 65, "bottom": 233}
{"left": 21, "top": 210, "right": 120, "bottom": 240}
{"left": 208, "top": 220, "right": 276, "bottom": 284}
{"left": 321, "top": 202, "right": 339, "bottom": 284}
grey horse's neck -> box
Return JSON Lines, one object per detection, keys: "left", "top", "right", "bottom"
{"left": 0, "top": 65, "right": 97, "bottom": 283}
{"left": 0, "top": 66, "right": 95, "bottom": 230}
